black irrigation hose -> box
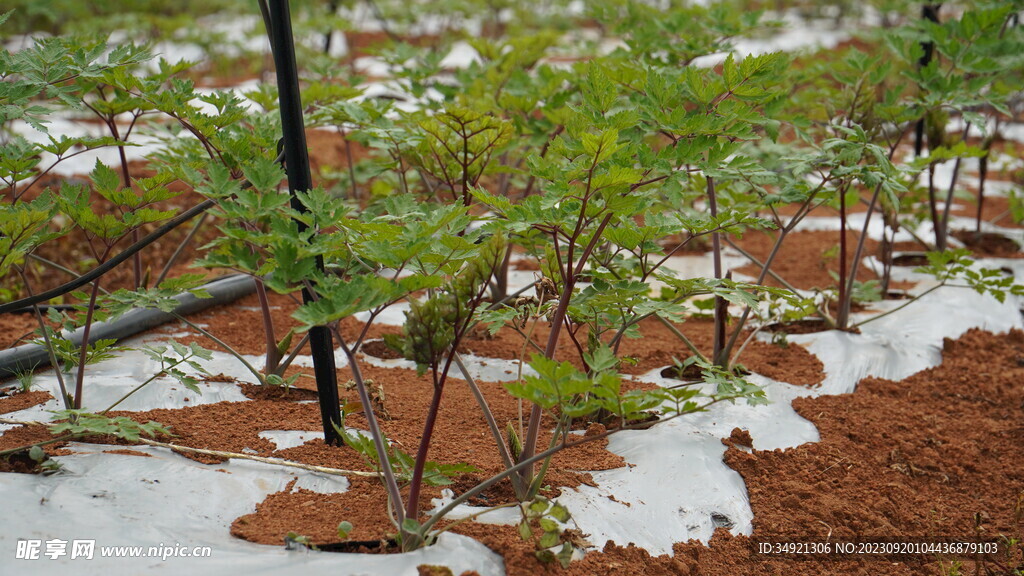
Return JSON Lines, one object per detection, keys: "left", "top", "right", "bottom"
{"left": 0, "top": 199, "right": 215, "bottom": 315}
{"left": 267, "top": 0, "right": 343, "bottom": 446}
{"left": 0, "top": 274, "right": 257, "bottom": 382}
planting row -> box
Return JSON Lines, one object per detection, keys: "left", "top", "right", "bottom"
{"left": 1, "top": 1, "right": 1024, "bottom": 571}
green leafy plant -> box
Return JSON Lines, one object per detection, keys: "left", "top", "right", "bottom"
{"left": 516, "top": 497, "right": 575, "bottom": 568}
{"left": 0, "top": 409, "right": 169, "bottom": 466}
{"left": 99, "top": 340, "right": 214, "bottom": 414}
{"left": 890, "top": 5, "right": 1024, "bottom": 251}
{"left": 0, "top": 31, "right": 266, "bottom": 412}
{"left": 853, "top": 249, "right": 1024, "bottom": 330}
{"left": 284, "top": 531, "right": 316, "bottom": 551}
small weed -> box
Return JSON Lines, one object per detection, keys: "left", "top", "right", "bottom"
{"left": 284, "top": 532, "right": 315, "bottom": 551}
{"left": 13, "top": 369, "right": 34, "bottom": 393}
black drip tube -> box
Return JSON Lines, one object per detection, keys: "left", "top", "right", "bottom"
{"left": 0, "top": 274, "right": 257, "bottom": 382}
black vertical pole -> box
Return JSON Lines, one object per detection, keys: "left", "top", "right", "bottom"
{"left": 913, "top": 3, "right": 941, "bottom": 158}
{"left": 267, "top": 0, "right": 343, "bottom": 445}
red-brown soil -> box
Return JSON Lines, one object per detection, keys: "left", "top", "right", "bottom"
{"left": 0, "top": 389, "right": 52, "bottom": 415}
{"left": 732, "top": 229, "right": 879, "bottom": 290}
{"left": 102, "top": 448, "right": 153, "bottom": 457}
{"left": 0, "top": 312, "right": 42, "bottom": 350}
{"left": 951, "top": 229, "right": 1023, "bottom": 259}
{"left": 219, "top": 354, "right": 630, "bottom": 543}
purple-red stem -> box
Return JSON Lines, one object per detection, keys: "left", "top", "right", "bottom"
{"left": 839, "top": 182, "right": 884, "bottom": 328}
{"left": 707, "top": 176, "right": 726, "bottom": 365}
{"left": 334, "top": 333, "right": 406, "bottom": 528}
{"left": 976, "top": 152, "right": 988, "bottom": 234}
{"left": 407, "top": 258, "right": 500, "bottom": 519}
{"left": 73, "top": 276, "right": 104, "bottom": 409}
{"left": 340, "top": 127, "right": 358, "bottom": 200}
{"left": 255, "top": 279, "right": 280, "bottom": 375}
{"left": 109, "top": 118, "right": 143, "bottom": 290}
{"left": 927, "top": 164, "right": 944, "bottom": 251}
{"left": 938, "top": 125, "right": 969, "bottom": 250}
{"left": 405, "top": 378, "right": 444, "bottom": 519}
{"left": 837, "top": 186, "right": 849, "bottom": 328}
{"left": 519, "top": 212, "right": 614, "bottom": 483}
